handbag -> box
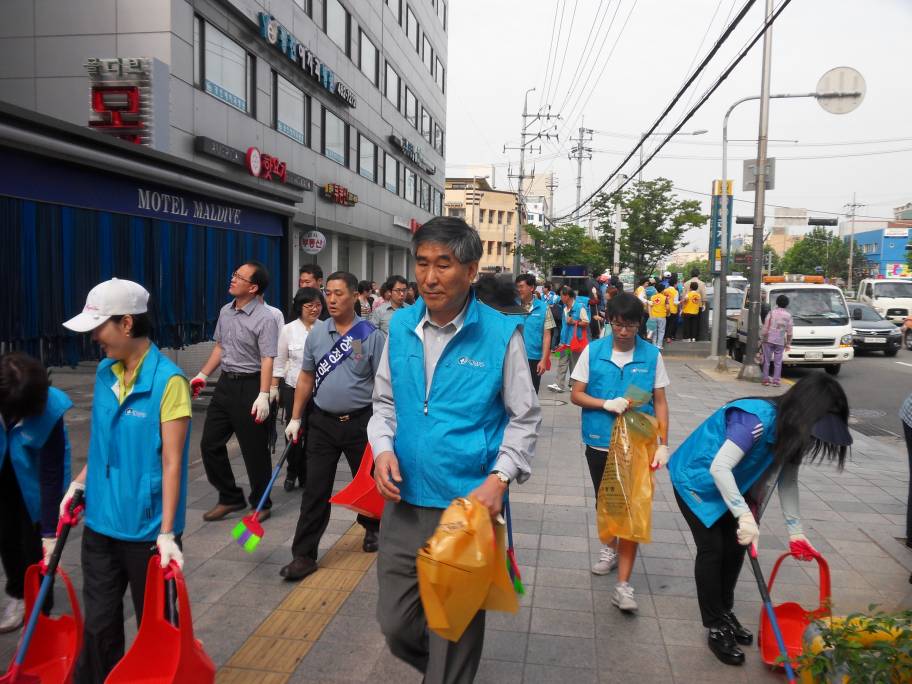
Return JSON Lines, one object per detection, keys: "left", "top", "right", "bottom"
{"left": 569, "top": 323, "right": 589, "bottom": 353}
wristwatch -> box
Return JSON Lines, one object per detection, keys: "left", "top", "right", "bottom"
{"left": 491, "top": 470, "right": 511, "bottom": 486}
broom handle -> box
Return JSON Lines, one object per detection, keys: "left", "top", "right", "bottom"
{"left": 251, "top": 440, "right": 294, "bottom": 517}
{"left": 749, "top": 544, "right": 797, "bottom": 684}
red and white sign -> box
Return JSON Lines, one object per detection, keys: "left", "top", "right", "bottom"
{"left": 246, "top": 146, "right": 288, "bottom": 184}
{"left": 409, "top": 219, "right": 422, "bottom": 234}
{"left": 320, "top": 183, "right": 358, "bottom": 207}
{"left": 300, "top": 230, "right": 327, "bottom": 255}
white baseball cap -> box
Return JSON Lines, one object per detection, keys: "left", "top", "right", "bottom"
{"left": 63, "top": 278, "right": 150, "bottom": 332}
{"left": 663, "top": 271, "right": 672, "bottom": 277}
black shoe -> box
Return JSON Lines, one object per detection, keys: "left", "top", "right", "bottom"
{"left": 723, "top": 611, "right": 753, "bottom": 645}
{"left": 707, "top": 625, "right": 745, "bottom": 666}
{"left": 283, "top": 478, "right": 296, "bottom": 492}
{"left": 363, "top": 529, "right": 379, "bottom": 553}
{"left": 280, "top": 556, "right": 317, "bottom": 581}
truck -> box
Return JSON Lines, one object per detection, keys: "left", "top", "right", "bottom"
{"left": 728, "top": 275, "right": 854, "bottom": 376}
{"left": 856, "top": 278, "right": 912, "bottom": 325}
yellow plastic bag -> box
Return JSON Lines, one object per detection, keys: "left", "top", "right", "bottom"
{"left": 417, "top": 496, "right": 518, "bottom": 642}
{"left": 596, "top": 386, "right": 658, "bottom": 544}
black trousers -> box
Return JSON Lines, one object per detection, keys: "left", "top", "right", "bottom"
{"left": 291, "top": 409, "right": 380, "bottom": 560}
{"left": 904, "top": 421, "right": 912, "bottom": 541}
{"left": 201, "top": 374, "right": 272, "bottom": 509}
{"left": 74, "top": 527, "right": 181, "bottom": 684}
{"left": 674, "top": 489, "right": 747, "bottom": 627}
{"left": 666, "top": 314, "right": 679, "bottom": 340}
{"left": 682, "top": 313, "right": 700, "bottom": 340}
{"left": 0, "top": 458, "right": 42, "bottom": 599}
{"left": 281, "top": 384, "right": 313, "bottom": 486}
{"left": 527, "top": 359, "right": 542, "bottom": 394}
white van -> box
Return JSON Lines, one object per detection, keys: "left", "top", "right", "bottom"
{"left": 729, "top": 276, "right": 854, "bottom": 376}
{"left": 856, "top": 278, "right": 912, "bottom": 325}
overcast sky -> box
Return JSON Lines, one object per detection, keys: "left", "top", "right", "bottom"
{"left": 444, "top": 0, "right": 912, "bottom": 251}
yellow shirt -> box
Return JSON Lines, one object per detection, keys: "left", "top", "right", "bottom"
{"left": 682, "top": 291, "right": 702, "bottom": 315}
{"left": 111, "top": 348, "right": 192, "bottom": 422}
{"left": 663, "top": 287, "right": 679, "bottom": 314}
{"left": 649, "top": 293, "right": 667, "bottom": 318}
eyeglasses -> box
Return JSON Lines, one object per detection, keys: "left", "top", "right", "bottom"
{"left": 391, "top": 288, "right": 409, "bottom": 294}
{"left": 301, "top": 301, "right": 321, "bottom": 309}
{"left": 610, "top": 322, "right": 639, "bottom": 332}
{"left": 231, "top": 271, "right": 253, "bottom": 284}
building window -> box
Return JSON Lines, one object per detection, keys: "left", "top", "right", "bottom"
{"left": 275, "top": 74, "right": 307, "bottom": 145}
{"left": 507, "top": 211, "right": 514, "bottom": 225}
{"left": 196, "top": 18, "right": 253, "bottom": 114}
{"left": 322, "top": 107, "right": 347, "bottom": 166}
{"left": 497, "top": 211, "right": 504, "bottom": 224}
{"left": 406, "top": 6, "right": 419, "bottom": 52}
{"left": 385, "top": 0, "right": 401, "bottom": 24}
{"left": 434, "top": 122, "right": 443, "bottom": 154}
{"left": 358, "top": 134, "right": 376, "bottom": 182}
{"left": 405, "top": 168, "right": 417, "bottom": 204}
{"left": 421, "top": 108, "right": 431, "bottom": 144}
{"left": 487, "top": 240, "right": 493, "bottom": 255}
{"left": 294, "top": 0, "right": 311, "bottom": 15}
{"left": 497, "top": 242, "right": 502, "bottom": 256}
{"left": 432, "top": 188, "right": 441, "bottom": 215}
{"left": 420, "top": 180, "right": 430, "bottom": 211}
{"left": 448, "top": 207, "right": 465, "bottom": 218}
{"left": 435, "top": 57, "right": 445, "bottom": 92}
{"left": 478, "top": 209, "right": 485, "bottom": 223}
{"left": 438, "top": 0, "right": 447, "bottom": 30}
{"left": 422, "top": 36, "right": 433, "bottom": 73}
{"left": 359, "top": 30, "right": 378, "bottom": 86}
{"left": 405, "top": 88, "right": 417, "bottom": 128}
{"left": 385, "top": 62, "right": 400, "bottom": 110}
{"left": 325, "top": 0, "right": 349, "bottom": 55}
{"left": 384, "top": 153, "right": 399, "bottom": 194}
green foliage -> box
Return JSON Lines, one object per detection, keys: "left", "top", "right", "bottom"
{"left": 779, "top": 226, "right": 868, "bottom": 280}
{"left": 591, "top": 178, "right": 707, "bottom": 281}
{"left": 735, "top": 243, "right": 782, "bottom": 279}
{"left": 797, "top": 607, "right": 912, "bottom": 684}
{"left": 679, "top": 258, "right": 710, "bottom": 281}
{"left": 523, "top": 223, "right": 610, "bottom": 277}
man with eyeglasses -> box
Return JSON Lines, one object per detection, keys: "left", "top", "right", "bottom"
{"left": 191, "top": 261, "right": 279, "bottom": 522}
{"left": 570, "top": 292, "right": 670, "bottom": 613}
{"left": 371, "top": 275, "right": 410, "bottom": 334}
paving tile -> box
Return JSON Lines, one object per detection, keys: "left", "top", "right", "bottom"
{"left": 524, "top": 663, "right": 598, "bottom": 683}
{"left": 227, "top": 636, "right": 313, "bottom": 673}
{"left": 536, "top": 549, "right": 593, "bottom": 570}
{"left": 539, "top": 534, "right": 590, "bottom": 553}
{"left": 535, "top": 566, "right": 593, "bottom": 589}
{"left": 595, "top": 612, "right": 664, "bottom": 644}
{"left": 291, "top": 635, "right": 383, "bottom": 682}
{"left": 485, "top": 606, "right": 532, "bottom": 632}
{"left": 474, "top": 658, "right": 524, "bottom": 684}
{"left": 530, "top": 607, "right": 595, "bottom": 638}
{"left": 525, "top": 634, "right": 596, "bottom": 669}
{"left": 480, "top": 628, "right": 528, "bottom": 663}
{"left": 533, "top": 585, "right": 594, "bottom": 612}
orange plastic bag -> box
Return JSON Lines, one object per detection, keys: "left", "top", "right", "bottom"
{"left": 596, "top": 386, "right": 658, "bottom": 545}
{"left": 417, "top": 496, "right": 518, "bottom": 642}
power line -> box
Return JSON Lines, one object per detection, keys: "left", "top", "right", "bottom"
{"left": 541, "top": 0, "right": 568, "bottom": 109}
{"left": 547, "top": 0, "right": 580, "bottom": 108}
{"left": 552, "top": 0, "right": 615, "bottom": 118}
{"left": 588, "top": 145, "right": 912, "bottom": 161}
{"left": 591, "top": 131, "right": 912, "bottom": 147}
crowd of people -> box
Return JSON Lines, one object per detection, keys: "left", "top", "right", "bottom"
{"left": 0, "top": 216, "right": 872, "bottom": 682}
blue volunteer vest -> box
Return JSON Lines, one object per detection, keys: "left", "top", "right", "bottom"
{"left": 668, "top": 398, "right": 778, "bottom": 527}
{"left": 85, "top": 344, "right": 190, "bottom": 542}
{"left": 580, "top": 336, "right": 659, "bottom": 448}
{"left": 520, "top": 297, "right": 548, "bottom": 361}
{"left": 559, "top": 299, "right": 587, "bottom": 346}
{"left": 0, "top": 387, "right": 72, "bottom": 523}
{"left": 388, "top": 293, "right": 520, "bottom": 508}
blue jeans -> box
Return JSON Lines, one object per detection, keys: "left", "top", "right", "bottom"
{"left": 650, "top": 317, "right": 666, "bottom": 349}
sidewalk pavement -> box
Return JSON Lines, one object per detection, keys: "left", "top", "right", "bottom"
{"left": 2, "top": 356, "right": 911, "bottom": 683}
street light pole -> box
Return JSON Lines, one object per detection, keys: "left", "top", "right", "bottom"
{"left": 613, "top": 174, "right": 627, "bottom": 273}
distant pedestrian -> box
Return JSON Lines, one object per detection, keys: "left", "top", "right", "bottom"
{"left": 681, "top": 282, "right": 703, "bottom": 341}
{"left": 900, "top": 391, "right": 912, "bottom": 547}
{"left": 516, "top": 273, "right": 556, "bottom": 394}
{"left": 663, "top": 276, "right": 680, "bottom": 343}
{"left": 299, "top": 264, "right": 330, "bottom": 321}
{"left": 669, "top": 374, "right": 851, "bottom": 668}
{"left": 647, "top": 285, "right": 668, "bottom": 349}
{"left": 371, "top": 275, "right": 409, "bottom": 334}
{"left": 355, "top": 280, "right": 375, "bottom": 318}
{"left": 406, "top": 281, "right": 420, "bottom": 306}
{"left": 684, "top": 269, "right": 707, "bottom": 339}
{"left": 761, "top": 295, "right": 793, "bottom": 387}
{"left": 548, "top": 286, "right": 588, "bottom": 393}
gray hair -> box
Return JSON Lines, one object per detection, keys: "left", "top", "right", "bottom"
{"left": 411, "top": 216, "right": 482, "bottom": 264}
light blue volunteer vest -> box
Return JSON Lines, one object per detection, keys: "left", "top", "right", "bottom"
{"left": 520, "top": 297, "right": 548, "bottom": 361}
{"left": 580, "top": 335, "right": 659, "bottom": 448}
{"left": 85, "top": 344, "right": 190, "bottom": 542}
{"left": 668, "top": 398, "right": 778, "bottom": 528}
{"left": 559, "top": 299, "right": 587, "bottom": 346}
{"left": 0, "top": 387, "right": 72, "bottom": 523}
{"left": 388, "top": 293, "right": 520, "bottom": 508}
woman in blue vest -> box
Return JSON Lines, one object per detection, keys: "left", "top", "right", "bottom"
{"left": 61, "top": 278, "right": 191, "bottom": 684}
{"left": 668, "top": 373, "right": 851, "bottom": 667}
{"left": 0, "top": 352, "right": 72, "bottom": 633}
{"left": 548, "top": 286, "right": 589, "bottom": 393}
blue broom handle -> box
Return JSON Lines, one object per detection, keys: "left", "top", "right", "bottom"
{"left": 252, "top": 440, "right": 294, "bottom": 514}
{"left": 749, "top": 545, "right": 797, "bottom": 683}
{"left": 504, "top": 493, "right": 515, "bottom": 550}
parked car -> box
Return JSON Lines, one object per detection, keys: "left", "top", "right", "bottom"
{"left": 847, "top": 302, "right": 903, "bottom": 356}
{"left": 706, "top": 287, "right": 744, "bottom": 340}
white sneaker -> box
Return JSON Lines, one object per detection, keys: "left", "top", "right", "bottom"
{"left": 591, "top": 546, "right": 618, "bottom": 575}
{"left": 547, "top": 383, "right": 565, "bottom": 393}
{"left": 0, "top": 598, "right": 24, "bottom": 633}
{"left": 611, "top": 582, "right": 638, "bottom": 612}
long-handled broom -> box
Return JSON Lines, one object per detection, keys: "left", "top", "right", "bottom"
{"left": 504, "top": 496, "right": 524, "bottom": 595}
{"left": 748, "top": 543, "right": 798, "bottom": 684}
{"left": 231, "top": 441, "right": 293, "bottom": 553}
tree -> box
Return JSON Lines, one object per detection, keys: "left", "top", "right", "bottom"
{"left": 779, "top": 227, "right": 868, "bottom": 281}
{"left": 679, "top": 258, "right": 710, "bottom": 281}
{"left": 734, "top": 243, "right": 782, "bottom": 280}
{"left": 592, "top": 178, "right": 707, "bottom": 281}
{"left": 523, "top": 223, "right": 610, "bottom": 277}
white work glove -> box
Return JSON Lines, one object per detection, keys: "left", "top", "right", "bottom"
{"left": 190, "top": 372, "right": 208, "bottom": 399}
{"left": 285, "top": 418, "right": 302, "bottom": 443}
{"left": 157, "top": 532, "right": 183, "bottom": 570}
{"left": 59, "top": 480, "right": 85, "bottom": 520}
{"left": 41, "top": 537, "right": 55, "bottom": 567}
{"left": 251, "top": 391, "right": 270, "bottom": 423}
{"left": 789, "top": 533, "right": 820, "bottom": 561}
{"left": 736, "top": 512, "right": 759, "bottom": 548}
{"left": 651, "top": 444, "right": 670, "bottom": 470}
{"left": 269, "top": 385, "right": 280, "bottom": 404}
{"left": 602, "top": 397, "right": 630, "bottom": 414}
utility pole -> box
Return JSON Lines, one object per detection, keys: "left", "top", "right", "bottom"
{"left": 569, "top": 120, "right": 593, "bottom": 225}
{"left": 545, "top": 173, "right": 559, "bottom": 231}
{"left": 505, "top": 88, "right": 559, "bottom": 275}
{"left": 738, "top": 0, "right": 774, "bottom": 382}
{"left": 845, "top": 193, "right": 864, "bottom": 292}
{"left": 613, "top": 174, "right": 627, "bottom": 273}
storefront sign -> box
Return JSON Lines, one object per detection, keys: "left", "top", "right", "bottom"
{"left": 389, "top": 134, "right": 436, "bottom": 175}
{"left": 320, "top": 183, "right": 358, "bottom": 207}
{"left": 392, "top": 216, "right": 422, "bottom": 233}
{"left": 886, "top": 263, "right": 911, "bottom": 278}
{"left": 258, "top": 13, "right": 357, "bottom": 108}
{"left": 84, "top": 57, "right": 169, "bottom": 152}
{"left": 194, "top": 137, "right": 312, "bottom": 191}
{"left": 884, "top": 227, "right": 910, "bottom": 238}
{"left": 410, "top": 219, "right": 422, "bottom": 234}
{"left": 300, "top": 229, "right": 327, "bottom": 254}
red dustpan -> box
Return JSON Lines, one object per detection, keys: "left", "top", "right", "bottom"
{"left": 758, "top": 550, "right": 831, "bottom": 669}
{"left": 329, "top": 444, "right": 385, "bottom": 519}
{"left": 105, "top": 558, "right": 215, "bottom": 684}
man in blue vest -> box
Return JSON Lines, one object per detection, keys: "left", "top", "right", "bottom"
{"left": 548, "top": 286, "right": 589, "bottom": 393}
{"left": 516, "top": 273, "right": 555, "bottom": 394}
{"left": 369, "top": 217, "right": 540, "bottom": 683}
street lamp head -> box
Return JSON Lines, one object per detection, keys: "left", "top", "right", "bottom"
{"left": 691, "top": 129, "right": 709, "bottom": 135}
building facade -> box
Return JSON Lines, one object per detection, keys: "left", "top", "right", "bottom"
{"left": 0, "top": 0, "right": 448, "bottom": 292}
{"left": 845, "top": 222, "right": 912, "bottom": 279}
